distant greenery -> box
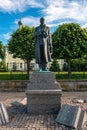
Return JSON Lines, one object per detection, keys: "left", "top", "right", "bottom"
{"left": 0, "top": 71, "right": 87, "bottom": 80}
{"left": 0, "top": 61, "right": 8, "bottom": 72}
{"left": 0, "top": 41, "right": 5, "bottom": 60}
{"left": 56, "top": 72, "right": 87, "bottom": 80}
{"left": 50, "top": 59, "right": 60, "bottom": 72}
{"left": 8, "top": 26, "right": 35, "bottom": 77}
{"left": 62, "top": 59, "right": 87, "bottom": 71}
{"left": 52, "top": 23, "right": 87, "bottom": 76}
{"left": 0, "top": 72, "right": 28, "bottom": 80}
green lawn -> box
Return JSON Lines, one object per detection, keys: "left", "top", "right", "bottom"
{"left": 56, "top": 71, "right": 87, "bottom": 80}
{"left": 0, "top": 71, "right": 87, "bottom": 80}
{"left": 0, "top": 72, "right": 28, "bottom": 80}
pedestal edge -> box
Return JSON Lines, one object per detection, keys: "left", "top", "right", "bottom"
{"left": 25, "top": 90, "right": 62, "bottom": 94}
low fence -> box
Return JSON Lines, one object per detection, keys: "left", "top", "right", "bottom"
{"left": 1, "top": 61, "right": 87, "bottom": 80}
{"left": 0, "top": 80, "right": 87, "bottom": 91}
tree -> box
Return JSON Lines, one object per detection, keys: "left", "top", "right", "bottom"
{"left": 0, "top": 41, "right": 4, "bottom": 60}
{"left": 0, "top": 61, "right": 8, "bottom": 72}
{"left": 8, "top": 26, "right": 35, "bottom": 77}
{"left": 52, "top": 23, "right": 87, "bottom": 76}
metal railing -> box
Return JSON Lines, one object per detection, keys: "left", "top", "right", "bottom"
{"left": 0, "top": 61, "right": 87, "bottom": 80}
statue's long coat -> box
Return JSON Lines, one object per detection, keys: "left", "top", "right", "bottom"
{"left": 34, "top": 24, "right": 52, "bottom": 64}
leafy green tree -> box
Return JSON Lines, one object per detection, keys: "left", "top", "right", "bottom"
{"left": 0, "top": 41, "right": 4, "bottom": 60}
{"left": 71, "top": 58, "right": 87, "bottom": 71}
{"left": 8, "top": 26, "right": 35, "bottom": 77}
{"left": 52, "top": 23, "right": 87, "bottom": 75}
{"left": 50, "top": 59, "right": 60, "bottom": 72}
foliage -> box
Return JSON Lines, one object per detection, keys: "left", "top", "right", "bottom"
{"left": 8, "top": 26, "right": 35, "bottom": 60}
{"left": 0, "top": 61, "right": 8, "bottom": 72}
{"left": 52, "top": 23, "right": 87, "bottom": 75}
{"left": 71, "top": 59, "right": 87, "bottom": 71}
{"left": 8, "top": 26, "right": 35, "bottom": 76}
{"left": 0, "top": 72, "right": 28, "bottom": 80}
{"left": 50, "top": 59, "right": 60, "bottom": 72}
{"left": 0, "top": 41, "right": 5, "bottom": 60}
{"left": 0, "top": 71, "right": 87, "bottom": 80}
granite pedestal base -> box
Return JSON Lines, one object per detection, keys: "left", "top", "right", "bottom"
{"left": 25, "top": 72, "right": 62, "bottom": 114}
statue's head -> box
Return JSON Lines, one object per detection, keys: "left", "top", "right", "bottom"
{"left": 40, "top": 17, "right": 45, "bottom": 25}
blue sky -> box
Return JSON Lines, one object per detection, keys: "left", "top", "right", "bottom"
{"left": 0, "top": 0, "right": 87, "bottom": 45}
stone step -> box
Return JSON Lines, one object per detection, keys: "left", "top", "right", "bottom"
{"left": 0, "top": 103, "right": 9, "bottom": 125}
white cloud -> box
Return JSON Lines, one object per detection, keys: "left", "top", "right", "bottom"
{"left": 13, "top": 0, "right": 87, "bottom": 28}
{"left": 15, "top": 17, "right": 40, "bottom": 27}
{"left": 21, "top": 17, "right": 40, "bottom": 27}
{"left": 0, "top": 0, "right": 44, "bottom": 13}
{"left": 1, "top": 0, "right": 87, "bottom": 30}
{"left": 82, "top": 23, "right": 87, "bottom": 28}
{"left": 3, "top": 33, "right": 11, "bottom": 40}
{"left": 27, "top": 0, "right": 44, "bottom": 8}
{"left": 42, "top": 0, "right": 87, "bottom": 24}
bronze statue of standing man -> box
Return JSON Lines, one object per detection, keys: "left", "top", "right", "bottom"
{"left": 34, "top": 17, "right": 53, "bottom": 71}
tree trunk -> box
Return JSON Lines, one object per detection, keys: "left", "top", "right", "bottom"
{"left": 27, "top": 60, "right": 30, "bottom": 79}
{"left": 67, "top": 59, "right": 72, "bottom": 76}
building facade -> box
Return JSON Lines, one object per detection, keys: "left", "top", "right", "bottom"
{"left": 4, "top": 46, "right": 36, "bottom": 71}
{"left": 4, "top": 46, "right": 64, "bottom": 71}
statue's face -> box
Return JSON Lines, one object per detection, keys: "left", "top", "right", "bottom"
{"left": 40, "top": 18, "right": 45, "bottom": 25}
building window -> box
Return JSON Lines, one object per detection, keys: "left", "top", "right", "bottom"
{"left": 20, "top": 63, "right": 23, "bottom": 69}
{"left": 12, "top": 62, "right": 17, "bottom": 71}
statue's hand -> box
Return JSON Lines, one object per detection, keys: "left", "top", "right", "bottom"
{"left": 43, "top": 32, "right": 47, "bottom": 38}
{"left": 49, "top": 45, "right": 53, "bottom": 54}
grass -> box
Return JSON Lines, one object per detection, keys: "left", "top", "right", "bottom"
{"left": 56, "top": 71, "right": 87, "bottom": 80}
{"left": 0, "top": 72, "right": 28, "bottom": 80}
{"left": 0, "top": 71, "right": 87, "bottom": 80}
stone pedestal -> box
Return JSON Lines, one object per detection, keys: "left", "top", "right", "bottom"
{"left": 25, "top": 72, "right": 62, "bottom": 114}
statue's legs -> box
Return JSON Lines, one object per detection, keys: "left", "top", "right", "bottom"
{"left": 42, "top": 63, "right": 47, "bottom": 71}
{"left": 39, "top": 63, "right": 47, "bottom": 71}
{"left": 39, "top": 45, "right": 47, "bottom": 71}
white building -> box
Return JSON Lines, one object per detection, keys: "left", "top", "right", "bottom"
{"left": 4, "top": 46, "right": 36, "bottom": 71}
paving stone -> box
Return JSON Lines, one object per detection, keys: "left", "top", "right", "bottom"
{"left": 0, "top": 103, "right": 9, "bottom": 125}
{"left": 72, "top": 99, "right": 84, "bottom": 104}
{"left": 20, "top": 98, "right": 27, "bottom": 105}
{"left": 55, "top": 104, "right": 81, "bottom": 129}
{"left": 84, "top": 98, "right": 87, "bottom": 103}
{"left": 77, "top": 99, "right": 84, "bottom": 103}
{"left": 0, "top": 92, "right": 87, "bottom": 130}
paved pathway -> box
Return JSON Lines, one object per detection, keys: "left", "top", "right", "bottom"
{"left": 0, "top": 92, "right": 87, "bottom": 130}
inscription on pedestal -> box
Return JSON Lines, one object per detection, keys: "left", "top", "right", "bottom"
{"left": 56, "top": 104, "right": 81, "bottom": 129}
{"left": 27, "top": 72, "right": 61, "bottom": 90}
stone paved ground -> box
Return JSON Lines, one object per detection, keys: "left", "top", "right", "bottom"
{"left": 0, "top": 91, "right": 87, "bottom": 130}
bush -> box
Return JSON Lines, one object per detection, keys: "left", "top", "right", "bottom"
{"left": 50, "top": 59, "right": 60, "bottom": 72}
{"left": 71, "top": 59, "right": 87, "bottom": 71}
{"left": 0, "top": 61, "right": 8, "bottom": 72}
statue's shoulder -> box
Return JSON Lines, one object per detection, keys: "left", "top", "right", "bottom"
{"left": 35, "top": 26, "right": 40, "bottom": 30}
{"left": 46, "top": 26, "right": 50, "bottom": 33}
{"left": 46, "top": 26, "right": 50, "bottom": 30}
{"left": 47, "top": 26, "right": 49, "bottom": 29}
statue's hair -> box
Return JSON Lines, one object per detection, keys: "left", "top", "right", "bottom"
{"left": 40, "top": 17, "right": 45, "bottom": 21}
